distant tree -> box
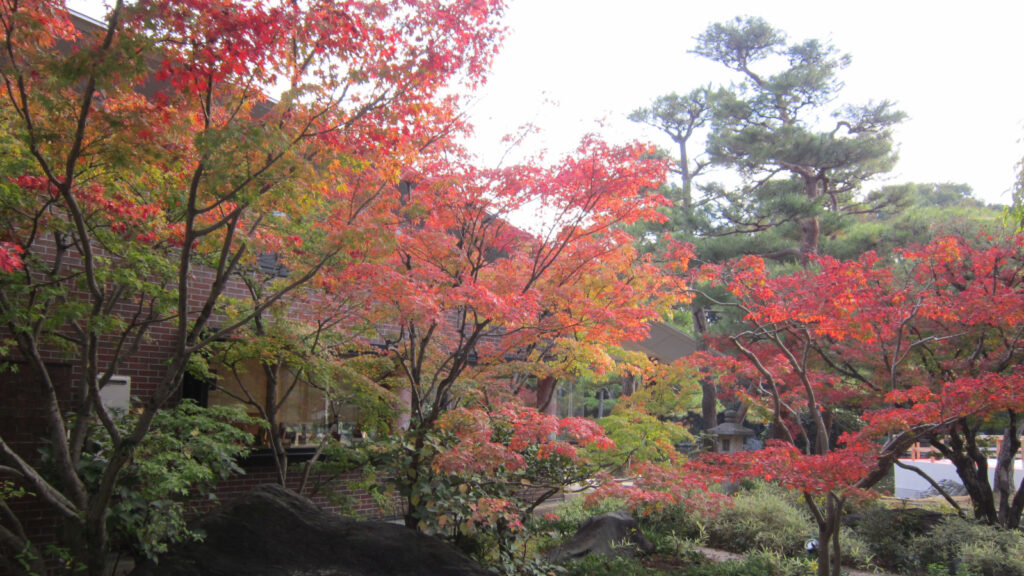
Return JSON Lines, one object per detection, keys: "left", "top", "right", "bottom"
{"left": 633, "top": 18, "right": 906, "bottom": 430}
{"left": 629, "top": 88, "right": 711, "bottom": 223}
{"left": 694, "top": 16, "right": 905, "bottom": 263}
{"left": 1012, "top": 155, "right": 1024, "bottom": 228}
{"left": 628, "top": 89, "right": 709, "bottom": 346}
{"left": 824, "top": 182, "right": 1008, "bottom": 260}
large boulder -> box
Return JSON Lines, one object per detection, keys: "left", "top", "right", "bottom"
{"left": 544, "top": 511, "right": 655, "bottom": 563}
{"left": 130, "top": 484, "right": 493, "bottom": 576}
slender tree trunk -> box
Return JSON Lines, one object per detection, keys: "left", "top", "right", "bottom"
{"left": 679, "top": 141, "right": 692, "bottom": 211}
{"left": 692, "top": 306, "right": 717, "bottom": 432}
{"left": 806, "top": 492, "right": 843, "bottom": 576}
{"left": 403, "top": 426, "right": 428, "bottom": 530}
{"left": 894, "top": 460, "right": 966, "bottom": 516}
{"left": 799, "top": 174, "right": 823, "bottom": 264}
{"left": 995, "top": 413, "right": 1023, "bottom": 527}
{"left": 263, "top": 366, "right": 289, "bottom": 486}
{"left": 535, "top": 376, "right": 557, "bottom": 415}
{"left": 297, "top": 437, "right": 329, "bottom": 497}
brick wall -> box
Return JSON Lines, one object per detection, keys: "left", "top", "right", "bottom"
{"left": 0, "top": 237, "right": 403, "bottom": 562}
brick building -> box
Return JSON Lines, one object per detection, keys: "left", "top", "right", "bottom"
{"left": 0, "top": 9, "right": 408, "bottom": 570}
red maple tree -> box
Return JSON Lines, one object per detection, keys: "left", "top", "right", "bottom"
{"left": 324, "top": 134, "right": 682, "bottom": 529}
{"left": 0, "top": 0, "right": 504, "bottom": 573}
{"left": 689, "top": 234, "right": 1024, "bottom": 575}
{"left": 593, "top": 234, "right": 1024, "bottom": 576}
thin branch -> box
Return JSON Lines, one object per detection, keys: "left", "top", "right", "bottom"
{"left": 894, "top": 460, "right": 965, "bottom": 517}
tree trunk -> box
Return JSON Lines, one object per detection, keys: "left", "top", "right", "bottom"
{"left": 995, "top": 414, "right": 1023, "bottom": 527}
{"left": 264, "top": 365, "right": 289, "bottom": 487}
{"left": 403, "top": 427, "right": 427, "bottom": 530}
{"left": 85, "top": 514, "right": 109, "bottom": 576}
{"left": 679, "top": 141, "right": 692, "bottom": 211}
{"left": 692, "top": 306, "right": 717, "bottom": 432}
{"left": 535, "top": 376, "right": 557, "bottom": 415}
{"left": 935, "top": 426, "right": 998, "bottom": 524}
{"left": 800, "top": 215, "right": 820, "bottom": 264}
{"left": 806, "top": 492, "right": 843, "bottom": 576}
{"left": 700, "top": 380, "right": 717, "bottom": 431}
{"left": 799, "top": 174, "right": 823, "bottom": 264}
{"left": 621, "top": 372, "right": 637, "bottom": 396}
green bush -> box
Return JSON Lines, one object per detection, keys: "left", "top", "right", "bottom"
{"left": 959, "top": 538, "right": 1024, "bottom": 576}
{"left": 681, "top": 550, "right": 815, "bottom": 576}
{"left": 638, "top": 503, "right": 707, "bottom": 552}
{"left": 704, "top": 483, "right": 814, "bottom": 556}
{"left": 79, "top": 400, "right": 256, "bottom": 562}
{"left": 912, "top": 516, "right": 1024, "bottom": 576}
{"left": 850, "top": 503, "right": 936, "bottom": 572}
{"left": 539, "top": 498, "right": 707, "bottom": 558}
{"left": 526, "top": 495, "right": 631, "bottom": 572}
{"left": 835, "top": 526, "right": 877, "bottom": 572}
{"left": 563, "top": 555, "right": 671, "bottom": 576}
{"left": 563, "top": 550, "right": 818, "bottom": 576}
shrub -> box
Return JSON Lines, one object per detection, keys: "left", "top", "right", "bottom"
{"left": 563, "top": 555, "right": 671, "bottom": 576}
{"left": 704, "top": 483, "right": 814, "bottom": 556}
{"left": 850, "top": 503, "right": 938, "bottom": 572}
{"left": 959, "top": 538, "right": 1024, "bottom": 576}
{"left": 531, "top": 495, "right": 629, "bottom": 539}
{"left": 551, "top": 549, "right": 819, "bottom": 576}
{"left": 836, "top": 526, "right": 877, "bottom": 572}
{"left": 81, "top": 401, "right": 256, "bottom": 562}
{"left": 912, "top": 516, "right": 1024, "bottom": 576}
{"left": 639, "top": 504, "right": 707, "bottom": 559}
{"left": 684, "top": 550, "right": 815, "bottom": 576}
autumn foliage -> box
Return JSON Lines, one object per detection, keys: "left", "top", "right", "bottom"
{"left": 672, "top": 233, "right": 1024, "bottom": 575}
{"left": 324, "top": 135, "right": 683, "bottom": 531}
{"left": 0, "top": 0, "right": 698, "bottom": 572}
{"left": 8, "top": 2, "right": 1022, "bottom": 576}
{"left": 576, "top": 233, "right": 1024, "bottom": 576}
{"left": 415, "top": 405, "right": 614, "bottom": 535}
{"left": 0, "top": 0, "right": 508, "bottom": 573}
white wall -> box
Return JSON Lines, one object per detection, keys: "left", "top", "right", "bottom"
{"left": 894, "top": 458, "right": 1023, "bottom": 498}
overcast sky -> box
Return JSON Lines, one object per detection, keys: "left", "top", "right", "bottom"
{"left": 67, "top": 0, "right": 1023, "bottom": 205}
{"left": 463, "top": 0, "right": 1024, "bottom": 206}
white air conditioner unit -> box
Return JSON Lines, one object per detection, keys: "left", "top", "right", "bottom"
{"left": 99, "top": 375, "right": 131, "bottom": 412}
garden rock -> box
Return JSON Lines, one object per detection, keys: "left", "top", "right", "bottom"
{"left": 919, "top": 479, "right": 968, "bottom": 498}
{"left": 544, "top": 511, "right": 655, "bottom": 562}
{"left": 129, "top": 484, "right": 493, "bottom": 576}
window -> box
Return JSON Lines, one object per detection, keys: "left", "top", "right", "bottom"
{"left": 205, "top": 358, "right": 351, "bottom": 448}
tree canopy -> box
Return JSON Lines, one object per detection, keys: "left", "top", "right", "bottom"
{"left": 0, "top": 0, "right": 505, "bottom": 573}
{"left": 3, "top": 5, "right": 1023, "bottom": 576}
{"left": 634, "top": 16, "right": 905, "bottom": 265}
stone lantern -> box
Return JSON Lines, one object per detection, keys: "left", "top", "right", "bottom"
{"left": 707, "top": 410, "right": 754, "bottom": 453}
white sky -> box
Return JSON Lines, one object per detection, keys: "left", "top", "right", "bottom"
{"left": 67, "top": 0, "right": 1024, "bottom": 205}
{"left": 463, "top": 0, "right": 1024, "bottom": 206}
